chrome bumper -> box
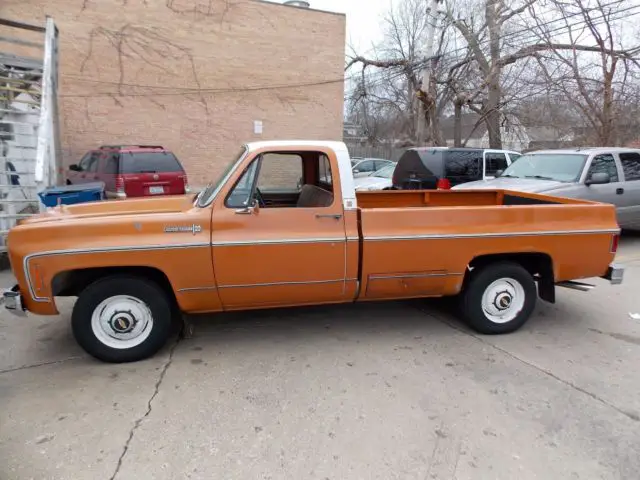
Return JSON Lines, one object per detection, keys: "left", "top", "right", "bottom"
{"left": 2, "top": 285, "right": 26, "bottom": 316}
{"left": 602, "top": 264, "right": 624, "bottom": 285}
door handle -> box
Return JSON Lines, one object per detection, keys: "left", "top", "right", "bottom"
{"left": 616, "top": 188, "right": 624, "bottom": 195}
{"left": 315, "top": 214, "right": 342, "bottom": 220}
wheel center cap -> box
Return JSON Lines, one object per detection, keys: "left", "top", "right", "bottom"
{"left": 495, "top": 292, "right": 512, "bottom": 310}
{"left": 110, "top": 312, "right": 135, "bottom": 333}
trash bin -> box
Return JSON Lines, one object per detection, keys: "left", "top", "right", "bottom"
{"left": 38, "top": 182, "right": 105, "bottom": 207}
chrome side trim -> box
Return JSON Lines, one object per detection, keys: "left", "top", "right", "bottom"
{"left": 369, "top": 272, "right": 463, "bottom": 280}
{"left": 24, "top": 243, "right": 210, "bottom": 302}
{"left": 177, "top": 286, "right": 218, "bottom": 293}
{"left": 346, "top": 237, "right": 359, "bottom": 242}
{"left": 212, "top": 237, "right": 346, "bottom": 247}
{"left": 218, "top": 278, "right": 358, "bottom": 289}
{"left": 364, "top": 229, "right": 619, "bottom": 242}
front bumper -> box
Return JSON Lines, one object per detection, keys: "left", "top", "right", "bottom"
{"left": 2, "top": 284, "right": 26, "bottom": 316}
{"left": 602, "top": 263, "right": 624, "bottom": 285}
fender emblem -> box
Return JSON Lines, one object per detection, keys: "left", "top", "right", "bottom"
{"left": 164, "top": 224, "right": 202, "bottom": 235}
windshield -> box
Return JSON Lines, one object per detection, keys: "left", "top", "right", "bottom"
{"left": 501, "top": 153, "right": 588, "bottom": 182}
{"left": 196, "top": 147, "right": 248, "bottom": 207}
{"left": 373, "top": 165, "right": 395, "bottom": 178}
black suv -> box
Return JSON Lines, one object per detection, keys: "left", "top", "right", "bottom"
{"left": 392, "top": 147, "right": 521, "bottom": 189}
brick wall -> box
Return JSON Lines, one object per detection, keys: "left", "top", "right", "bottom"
{"left": 0, "top": 0, "right": 346, "bottom": 185}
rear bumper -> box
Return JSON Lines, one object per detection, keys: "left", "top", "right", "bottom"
{"left": 602, "top": 263, "right": 624, "bottom": 285}
{"left": 2, "top": 284, "right": 26, "bottom": 316}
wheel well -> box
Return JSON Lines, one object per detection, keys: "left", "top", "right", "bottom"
{"left": 51, "top": 266, "right": 178, "bottom": 306}
{"left": 465, "top": 252, "right": 555, "bottom": 303}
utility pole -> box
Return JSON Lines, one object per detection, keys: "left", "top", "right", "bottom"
{"left": 416, "top": 0, "right": 441, "bottom": 146}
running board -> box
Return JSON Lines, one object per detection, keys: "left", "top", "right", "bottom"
{"left": 556, "top": 281, "right": 595, "bottom": 292}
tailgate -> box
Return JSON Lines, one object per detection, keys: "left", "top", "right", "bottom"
{"left": 129, "top": 172, "right": 185, "bottom": 196}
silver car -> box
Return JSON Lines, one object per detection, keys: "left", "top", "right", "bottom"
{"left": 351, "top": 158, "right": 395, "bottom": 178}
{"left": 453, "top": 147, "right": 640, "bottom": 229}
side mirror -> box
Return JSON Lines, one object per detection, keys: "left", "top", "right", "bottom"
{"left": 495, "top": 169, "right": 504, "bottom": 177}
{"left": 69, "top": 164, "right": 80, "bottom": 172}
{"left": 586, "top": 172, "right": 610, "bottom": 186}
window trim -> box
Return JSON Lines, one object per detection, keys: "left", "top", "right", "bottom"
{"left": 484, "top": 152, "right": 508, "bottom": 177}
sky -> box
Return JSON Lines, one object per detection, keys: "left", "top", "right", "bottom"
{"left": 304, "top": 0, "right": 389, "bottom": 54}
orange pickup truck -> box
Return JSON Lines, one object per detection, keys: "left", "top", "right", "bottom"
{"left": 3, "top": 141, "right": 624, "bottom": 362}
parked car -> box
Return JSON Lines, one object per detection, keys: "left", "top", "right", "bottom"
{"left": 392, "top": 147, "right": 521, "bottom": 189}
{"left": 5, "top": 140, "right": 622, "bottom": 363}
{"left": 351, "top": 157, "right": 395, "bottom": 178}
{"left": 354, "top": 163, "right": 395, "bottom": 191}
{"left": 67, "top": 145, "right": 188, "bottom": 199}
{"left": 453, "top": 148, "right": 640, "bottom": 230}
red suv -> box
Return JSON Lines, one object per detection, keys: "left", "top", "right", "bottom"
{"left": 67, "top": 145, "right": 188, "bottom": 199}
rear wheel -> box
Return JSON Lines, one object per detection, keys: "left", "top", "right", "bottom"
{"left": 460, "top": 262, "right": 536, "bottom": 334}
{"left": 72, "top": 276, "right": 173, "bottom": 363}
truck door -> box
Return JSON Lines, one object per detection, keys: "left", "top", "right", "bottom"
{"left": 582, "top": 153, "right": 624, "bottom": 215}
{"left": 211, "top": 149, "right": 349, "bottom": 309}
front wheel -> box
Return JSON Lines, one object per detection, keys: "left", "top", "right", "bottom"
{"left": 72, "top": 276, "right": 173, "bottom": 363}
{"left": 460, "top": 262, "right": 537, "bottom": 334}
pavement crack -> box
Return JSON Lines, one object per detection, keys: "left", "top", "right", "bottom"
{"left": 110, "top": 338, "right": 180, "bottom": 480}
{"left": 416, "top": 305, "right": 640, "bottom": 423}
{"left": 0, "top": 356, "right": 84, "bottom": 375}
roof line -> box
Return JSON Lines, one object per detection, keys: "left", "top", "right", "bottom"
{"left": 253, "top": 0, "right": 346, "bottom": 17}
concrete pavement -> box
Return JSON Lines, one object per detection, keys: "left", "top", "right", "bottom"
{"left": 1, "top": 236, "right": 640, "bottom": 479}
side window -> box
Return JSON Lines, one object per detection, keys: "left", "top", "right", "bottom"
{"left": 619, "top": 152, "right": 640, "bottom": 181}
{"left": 485, "top": 153, "right": 508, "bottom": 177}
{"left": 78, "top": 152, "right": 92, "bottom": 171}
{"left": 354, "top": 160, "right": 375, "bottom": 173}
{"left": 85, "top": 153, "right": 100, "bottom": 173}
{"left": 319, "top": 154, "right": 332, "bottom": 185}
{"left": 445, "top": 152, "right": 482, "bottom": 181}
{"left": 588, "top": 154, "right": 618, "bottom": 182}
{"left": 257, "top": 153, "right": 303, "bottom": 192}
{"left": 374, "top": 160, "right": 389, "bottom": 171}
{"left": 104, "top": 154, "right": 119, "bottom": 174}
{"left": 226, "top": 152, "right": 334, "bottom": 209}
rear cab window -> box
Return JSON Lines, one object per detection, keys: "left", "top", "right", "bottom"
{"left": 120, "top": 152, "right": 184, "bottom": 173}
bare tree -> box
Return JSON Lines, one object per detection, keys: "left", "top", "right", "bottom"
{"left": 528, "top": 0, "right": 640, "bottom": 145}
{"left": 345, "top": 0, "right": 464, "bottom": 145}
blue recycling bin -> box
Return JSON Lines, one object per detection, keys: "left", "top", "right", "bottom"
{"left": 38, "top": 182, "right": 105, "bottom": 207}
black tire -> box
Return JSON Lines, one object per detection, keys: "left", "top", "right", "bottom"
{"left": 72, "top": 276, "right": 173, "bottom": 363}
{"left": 460, "top": 262, "right": 536, "bottom": 334}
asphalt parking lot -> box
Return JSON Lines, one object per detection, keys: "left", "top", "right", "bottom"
{"left": 1, "top": 235, "right": 640, "bottom": 480}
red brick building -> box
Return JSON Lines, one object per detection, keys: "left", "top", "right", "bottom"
{"left": 0, "top": 0, "right": 346, "bottom": 184}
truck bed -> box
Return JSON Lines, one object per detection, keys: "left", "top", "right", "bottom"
{"left": 356, "top": 189, "right": 618, "bottom": 301}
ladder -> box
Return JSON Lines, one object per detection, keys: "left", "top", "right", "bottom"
{"left": 0, "top": 17, "right": 61, "bottom": 252}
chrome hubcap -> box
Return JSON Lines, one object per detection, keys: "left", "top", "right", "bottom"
{"left": 481, "top": 278, "right": 525, "bottom": 324}
{"left": 91, "top": 295, "right": 154, "bottom": 349}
